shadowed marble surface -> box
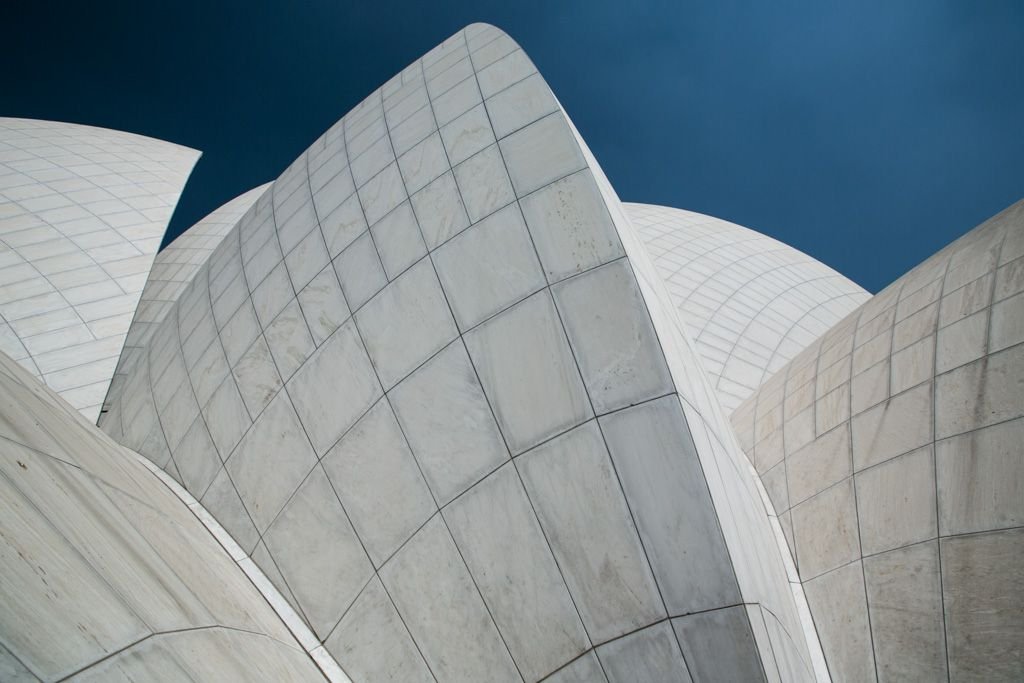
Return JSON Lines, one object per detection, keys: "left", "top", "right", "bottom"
{"left": 732, "top": 200, "right": 1024, "bottom": 681}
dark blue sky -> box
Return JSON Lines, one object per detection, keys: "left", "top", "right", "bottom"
{"left": 4, "top": 1, "right": 1022, "bottom": 292}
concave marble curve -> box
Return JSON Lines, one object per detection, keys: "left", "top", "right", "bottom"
{"left": 99, "top": 23, "right": 826, "bottom": 682}
{"left": 731, "top": 199, "right": 1024, "bottom": 682}
{"left": 0, "top": 337, "right": 328, "bottom": 681}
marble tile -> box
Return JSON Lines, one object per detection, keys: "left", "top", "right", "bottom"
{"left": 220, "top": 300, "right": 260, "bottom": 367}
{"left": 445, "top": 463, "right": 589, "bottom": 681}
{"left": 390, "top": 340, "right": 508, "bottom": 505}
{"left": 319, "top": 193, "right": 366, "bottom": 259}
{"left": 815, "top": 383, "right": 850, "bottom": 435}
{"left": 369, "top": 201, "right": 426, "bottom": 280}
{"left": 672, "top": 606, "right": 764, "bottom": 683}
{"left": 358, "top": 162, "right": 406, "bottom": 226}
{"left": 0, "top": 484, "right": 139, "bottom": 681}
{"left": 464, "top": 290, "right": 592, "bottom": 454}
{"left": 224, "top": 391, "right": 317, "bottom": 533}
{"left": 355, "top": 258, "right": 457, "bottom": 389}
{"left": 440, "top": 104, "right": 495, "bottom": 166}
{"left": 600, "top": 396, "right": 741, "bottom": 614}
{"left": 263, "top": 466, "right": 373, "bottom": 639}
{"left": 518, "top": 421, "right": 665, "bottom": 643}
{"left": 433, "top": 202, "right": 545, "bottom": 330}
{"left": 188, "top": 339, "right": 230, "bottom": 408}
{"left": 323, "top": 576, "right": 433, "bottom": 683}
{"left": 852, "top": 381, "right": 932, "bottom": 470}
{"left": 936, "top": 343, "right": 1024, "bottom": 438}
{"left": 409, "top": 170, "right": 471, "bottom": 249}
{"left": 936, "top": 417, "right": 1024, "bottom": 535}
{"left": 990, "top": 290, "right": 1024, "bottom": 352}
{"left": 263, "top": 299, "right": 315, "bottom": 380}
{"left": 890, "top": 335, "right": 933, "bottom": 394}
{"left": 172, "top": 416, "right": 221, "bottom": 497}
{"left": 553, "top": 259, "right": 673, "bottom": 414}
{"left": 453, "top": 144, "right": 515, "bottom": 223}
{"left": 786, "top": 423, "right": 852, "bottom": 506}
{"left": 201, "top": 376, "right": 251, "bottom": 459}
{"left": 322, "top": 399, "right": 436, "bottom": 566}
{"left": 231, "top": 335, "right": 282, "bottom": 418}
{"left": 791, "top": 479, "right": 860, "bottom": 579}
{"left": 296, "top": 265, "right": 349, "bottom": 345}
{"left": 380, "top": 516, "right": 520, "bottom": 682}
{"left": 863, "top": 542, "right": 947, "bottom": 682}
{"left": 286, "top": 319, "right": 381, "bottom": 456}
{"left": 544, "top": 651, "right": 607, "bottom": 683}
{"left": 251, "top": 262, "right": 293, "bottom": 329}
{"left": 939, "top": 274, "right": 992, "bottom": 326}
{"left": 332, "top": 230, "right": 386, "bottom": 311}
{"left": 397, "top": 131, "right": 448, "bottom": 194}
{"left": 855, "top": 446, "right": 936, "bottom": 555}
{"left": 598, "top": 621, "right": 692, "bottom": 683}
{"left": 941, "top": 528, "right": 1024, "bottom": 681}
{"left": 802, "top": 561, "right": 876, "bottom": 683}
{"left": 200, "top": 467, "right": 259, "bottom": 554}
{"left": 477, "top": 48, "right": 537, "bottom": 98}
{"left": 284, "top": 227, "right": 329, "bottom": 292}
{"left": 936, "top": 309, "right": 987, "bottom": 373}
{"left": 486, "top": 72, "right": 558, "bottom": 139}
{"left": 499, "top": 112, "right": 586, "bottom": 197}
{"left": 431, "top": 76, "right": 482, "bottom": 127}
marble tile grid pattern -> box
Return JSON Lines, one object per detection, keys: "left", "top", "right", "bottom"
{"left": 0, "top": 118, "right": 200, "bottom": 421}
{"left": 628, "top": 203, "right": 871, "bottom": 414}
{"left": 569, "top": 114, "right": 827, "bottom": 683}
{"left": 0, "top": 336, "right": 326, "bottom": 681}
{"left": 731, "top": 199, "right": 1024, "bottom": 682}
{"left": 99, "top": 24, "right": 822, "bottom": 683}
{"left": 103, "top": 184, "right": 270, "bottom": 415}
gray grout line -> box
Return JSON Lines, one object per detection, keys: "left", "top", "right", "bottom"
{"left": 196, "top": 231, "right": 272, "bottom": 561}
{"left": 467, "top": 69, "right": 701, "bottom": 676}
{"left": 50, "top": 625, "right": 317, "bottom": 683}
{"left": 380, "top": 47, "right": 528, "bottom": 682}
{"left": 750, "top": 218, "right": 1021, "bottom": 683}
{"left": 567, "top": 132, "right": 771, "bottom": 676}
{"left": 929, "top": 248, "right": 958, "bottom": 683}
{"left": 102, "top": 199, "right": 250, "bottom": 398}
{"left": 534, "top": 601, "right": 776, "bottom": 683}
{"left": 144, "top": 306, "right": 188, "bottom": 488}
{"left": 835, "top": 290, "right": 881, "bottom": 683}
{"left": 321, "top": 93, "right": 443, "bottom": 682}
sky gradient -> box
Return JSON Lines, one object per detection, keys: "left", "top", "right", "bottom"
{"left": 4, "top": 0, "right": 1022, "bottom": 292}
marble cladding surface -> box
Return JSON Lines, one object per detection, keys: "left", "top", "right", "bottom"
{"left": 0, "top": 334, "right": 325, "bottom": 681}
{"left": 0, "top": 118, "right": 199, "bottom": 420}
{"left": 732, "top": 199, "right": 1024, "bottom": 681}
{"left": 97, "top": 23, "right": 823, "bottom": 682}
{"left": 628, "top": 203, "right": 871, "bottom": 413}
{"left": 4, "top": 18, "right": 1007, "bottom": 683}
{"left": 102, "top": 183, "right": 270, "bottom": 414}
